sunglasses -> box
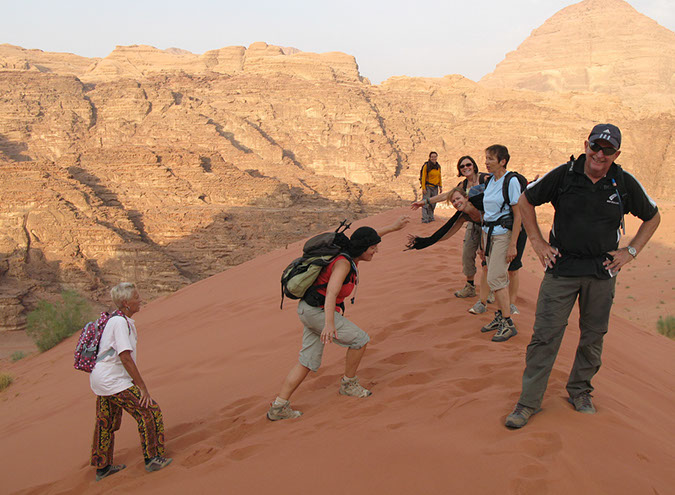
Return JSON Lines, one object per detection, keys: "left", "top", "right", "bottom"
{"left": 459, "top": 163, "right": 474, "bottom": 169}
{"left": 589, "top": 141, "right": 618, "bottom": 156}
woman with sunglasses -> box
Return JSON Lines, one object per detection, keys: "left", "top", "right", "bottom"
{"left": 454, "top": 156, "right": 490, "bottom": 301}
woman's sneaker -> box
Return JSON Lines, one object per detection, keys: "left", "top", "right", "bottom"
{"left": 145, "top": 456, "right": 173, "bottom": 472}
{"left": 468, "top": 301, "right": 487, "bottom": 314}
{"left": 454, "top": 283, "right": 476, "bottom": 298}
{"left": 267, "top": 400, "right": 303, "bottom": 421}
{"left": 492, "top": 317, "right": 517, "bottom": 342}
{"left": 510, "top": 303, "right": 520, "bottom": 315}
{"left": 339, "top": 376, "right": 372, "bottom": 398}
{"left": 481, "top": 310, "right": 503, "bottom": 332}
{"left": 95, "top": 464, "right": 126, "bottom": 481}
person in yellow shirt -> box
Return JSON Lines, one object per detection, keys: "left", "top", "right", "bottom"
{"left": 420, "top": 151, "right": 443, "bottom": 223}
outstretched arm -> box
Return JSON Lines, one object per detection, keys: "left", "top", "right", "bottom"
{"left": 377, "top": 215, "right": 410, "bottom": 237}
{"left": 411, "top": 191, "right": 451, "bottom": 210}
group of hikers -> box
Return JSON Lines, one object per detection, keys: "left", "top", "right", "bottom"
{"left": 86, "top": 124, "right": 660, "bottom": 481}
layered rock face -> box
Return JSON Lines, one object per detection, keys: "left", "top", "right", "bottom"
{"left": 1, "top": 0, "right": 674, "bottom": 333}
{"left": 480, "top": 0, "right": 675, "bottom": 97}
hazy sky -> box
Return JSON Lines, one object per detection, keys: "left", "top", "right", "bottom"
{"left": 3, "top": 0, "right": 674, "bottom": 84}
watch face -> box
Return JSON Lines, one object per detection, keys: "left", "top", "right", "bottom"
{"left": 628, "top": 246, "right": 637, "bottom": 257}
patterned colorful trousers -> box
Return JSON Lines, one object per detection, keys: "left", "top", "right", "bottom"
{"left": 90, "top": 385, "right": 166, "bottom": 467}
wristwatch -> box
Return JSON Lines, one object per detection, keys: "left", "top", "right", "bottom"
{"left": 627, "top": 246, "right": 637, "bottom": 258}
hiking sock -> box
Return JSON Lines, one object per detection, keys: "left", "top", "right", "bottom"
{"left": 273, "top": 397, "right": 288, "bottom": 406}
{"left": 467, "top": 280, "right": 475, "bottom": 286}
{"left": 96, "top": 466, "right": 111, "bottom": 476}
{"left": 342, "top": 375, "right": 356, "bottom": 382}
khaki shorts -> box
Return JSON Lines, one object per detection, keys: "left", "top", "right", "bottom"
{"left": 483, "top": 231, "right": 512, "bottom": 291}
{"left": 297, "top": 300, "right": 370, "bottom": 372}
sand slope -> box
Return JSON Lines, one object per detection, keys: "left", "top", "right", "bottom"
{"left": 1, "top": 208, "right": 674, "bottom": 495}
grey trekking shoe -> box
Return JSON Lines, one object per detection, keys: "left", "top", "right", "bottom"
{"left": 568, "top": 392, "right": 596, "bottom": 414}
{"left": 505, "top": 403, "right": 540, "bottom": 429}
{"left": 339, "top": 377, "right": 372, "bottom": 398}
{"left": 454, "top": 283, "right": 476, "bottom": 298}
{"left": 487, "top": 292, "right": 495, "bottom": 304}
{"left": 510, "top": 303, "right": 520, "bottom": 315}
{"left": 468, "top": 301, "right": 487, "bottom": 315}
{"left": 492, "top": 316, "right": 517, "bottom": 342}
{"left": 267, "top": 400, "right": 303, "bottom": 421}
{"left": 96, "top": 464, "right": 126, "bottom": 481}
{"left": 145, "top": 456, "right": 172, "bottom": 472}
{"left": 481, "top": 310, "right": 503, "bottom": 333}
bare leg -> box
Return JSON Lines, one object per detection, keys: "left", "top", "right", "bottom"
{"left": 495, "top": 287, "right": 511, "bottom": 318}
{"left": 345, "top": 344, "right": 368, "bottom": 377}
{"left": 278, "top": 363, "right": 311, "bottom": 401}
{"left": 479, "top": 268, "right": 489, "bottom": 303}
{"left": 509, "top": 270, "right": 520, "bottom": 305}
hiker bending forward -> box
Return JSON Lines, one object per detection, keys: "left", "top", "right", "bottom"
{"left": 90, "top": 282, "right": 172, "bottom": 481}
{"left": 268, "top": 216, "right": 409, "bottom": 421}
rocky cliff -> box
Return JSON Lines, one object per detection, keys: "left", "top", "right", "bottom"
{"left": 480, "top": 0, "right": 675, "bottom": 97}
{"left": 1, "top": 0, "right": 673, "bottom": 333}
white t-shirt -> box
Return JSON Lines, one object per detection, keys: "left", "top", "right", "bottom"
{"left": 89, "top": 315, "right": 138, "bottom": 397}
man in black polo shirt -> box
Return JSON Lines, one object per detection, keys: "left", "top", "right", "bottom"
{"left": 505, "top": 124, "right": 661, "bottom": 428}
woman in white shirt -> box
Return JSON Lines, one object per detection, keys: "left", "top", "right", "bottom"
{"left": 90, "top": 282, "right": 172, "bottom": 481}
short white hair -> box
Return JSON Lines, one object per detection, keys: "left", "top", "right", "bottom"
{"left": 111, "top": 282, "right": 137, "bottom": 309}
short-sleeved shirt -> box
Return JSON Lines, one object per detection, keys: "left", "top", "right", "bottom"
{"left": 89, "top": 315, "right": 137, "bottom": 396}
{"left": 482, "top": 172, "right": 523, "bottom": 236}
{"left": 524, "top": 155, "right": 658, "bottom": 278}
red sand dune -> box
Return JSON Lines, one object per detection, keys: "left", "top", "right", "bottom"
{"left": 1, "top": 207, "right": 674, "bottom": 495}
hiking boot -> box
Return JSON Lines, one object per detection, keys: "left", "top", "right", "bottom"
{"left": 95, "top": 464, "right": 126, "bottom": 481}
{"left": 145, "top": 456, "right": 173, "bottom": 472}
{"left": 492, "top": 317, "right": 518, "bottom": 342}
{"left": 454, "top": 283, "right": 476, "bottom": 298}
{"left": 487, "top": 292, "right": 495, "bottom": 304}
{"left": 267, "top": 400, "right": 303, "bottom": 421}
{"left": 468, "top": 301, "right": 487, "bottom": 315}
{"left": 339, "top": 376, "right": 372, "bottom": 398}
{"left": 568, "top": 392, "right": 596, "bottom": 414}
{"left": 505, "top": 403, "right": 539, "bottom": 429}
{"left": 510, "top": 303, "right": 520, "bottom": 315}
{"left": 481, "top": 311, "right": 503, "bottom": 333}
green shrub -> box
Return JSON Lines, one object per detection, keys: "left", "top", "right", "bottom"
{"left": 0, "top": 373, "right": 12, "bottom": 391}
{"left": 10, "top": 351, "right": 26, "bottom": 362}
{"left": 656, "top": 315, "right": 675, "bottom": 339}
{"left": 26, "top": 290, "right": 92, "bottom": 352}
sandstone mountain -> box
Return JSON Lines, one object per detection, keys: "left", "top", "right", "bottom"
{"left": 480, "top": 0, "right": 675, "bottom": 97}
{"left": 1, "top": 0, "right": 673, "bottom": 335}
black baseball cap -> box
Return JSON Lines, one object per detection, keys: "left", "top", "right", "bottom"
{"left": 588, "top": 124, "right": 621, "bottom": 149}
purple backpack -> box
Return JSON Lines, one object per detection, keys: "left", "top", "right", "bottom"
{"left": 73, "top": 310, "right": 124, "bottom": 373}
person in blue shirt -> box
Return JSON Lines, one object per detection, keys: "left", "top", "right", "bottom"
{"left": 478, "top": 145, "right": 523, "bottom": 342}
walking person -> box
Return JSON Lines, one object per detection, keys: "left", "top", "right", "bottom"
{"left": 505, "top": 124, "right": 660, "bottom": 428}
{"left": 90, "top": 282, "right": 172, "bottom": 481}
{"left": 420, "top": 151, "right": 443, "bottom": 223}
{"left": 268, "top": 216, "right": 410, "bottom": 421}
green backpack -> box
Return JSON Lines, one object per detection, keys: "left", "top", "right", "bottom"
{"left": 280, "top": 221, "right": 356, "bottom": 309}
